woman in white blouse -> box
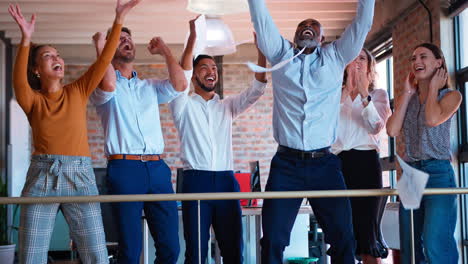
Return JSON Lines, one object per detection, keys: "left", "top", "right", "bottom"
{"left": 332, "top": 49, "right": 391, "bottom": 264}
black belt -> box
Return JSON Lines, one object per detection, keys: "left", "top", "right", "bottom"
{"left": 277, "top": 145, "right": 330, "bottom": 159}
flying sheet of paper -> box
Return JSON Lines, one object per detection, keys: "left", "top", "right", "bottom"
{"left": 246, "top": 46, "right": 307, "bottom": 73}
{"left": 396, "top": 155, "right": 429, "bottom": 210}
{"left": 183, "top": 15, "right": 208, "bottom": 58}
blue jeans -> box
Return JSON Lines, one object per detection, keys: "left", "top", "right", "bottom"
{"left": 181, "top": 170, "right": 243, "bottom": 264}
{"left": 261, "top": 152, "right": 355, "bottom": 264}
{"left": 107, "top": 159, "right": 180, "bottom": 264}
{"left": 399, "top": 159, "right": 458, "bottom": 264}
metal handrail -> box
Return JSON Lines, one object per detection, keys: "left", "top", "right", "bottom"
{"left": 1, "top": 188, "right": 468, "bottom": 204}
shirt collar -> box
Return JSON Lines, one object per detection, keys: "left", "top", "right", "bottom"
{"left": 295, "top": 45, "right": 321, "bottom": 56}
{"left": 192, "top": 92, "right": 220, "bottom": 103}
{"left": 115, "top": 70, "right": 138, "bottom": 80}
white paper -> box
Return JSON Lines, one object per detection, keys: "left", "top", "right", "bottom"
{"left": 396, "top": 155, "right": 429, "bottom": 210}
{"left": 183, "top": 15, "right": 208, "bottom": 59}
{"left": 246, "top": 46, "right": 307, "bottom": 73}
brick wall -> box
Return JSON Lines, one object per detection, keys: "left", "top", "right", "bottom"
{"left": 64, "top": 63, "right": 276, "bottom": 189}
{"left": 391, "top": 0, "right": 441, "bottom": 157}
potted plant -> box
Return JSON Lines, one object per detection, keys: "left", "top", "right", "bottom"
{"left": 0, "top": 175, "right": 15, "bottom": 264}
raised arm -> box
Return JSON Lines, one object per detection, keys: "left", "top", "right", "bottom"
{"left": 254, "top": 32, "right": 267, "bottom": 83}
{"left": 148, "top": 37, "right": 187, "bottom": 92}
{"left": 93, "top": 32, "right": 116, "bottom": 93}
{"left": 424, "top": 69, "right": 462, "bottom": 127}
{"left": 333, "top": 0, "right": 375, "bottom": 65}
{"left": 180, "top": 16, "right": 198, "bottom": 71}
{"left": 226, "top": 35, "right": 267, "bottom": 118}
{"left": 9, "top": 4, "right": 37, "bottom": 114}
{"left": 386, "top": 73, "right": 416, "bottom": 137}
{"left": 247, "top": 0, "right": 289, "bottom": 63}
{"left": 75, "top": 0, "right": 141, "bottom": 97}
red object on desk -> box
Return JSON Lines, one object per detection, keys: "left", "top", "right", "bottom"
{"left": 234, "top": 173, "right": 257, "bottom": 207}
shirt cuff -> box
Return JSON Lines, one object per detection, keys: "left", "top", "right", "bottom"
{"left": 252, "top": 78, "right": 267, "bottom": 93}
{"left": 183, "top": 70, "right": 193, "bottom": 94}
{"left": 361, "top": 101, "right": 380, "bottom": 124}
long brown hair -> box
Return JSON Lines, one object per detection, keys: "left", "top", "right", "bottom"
{"left": 413, "top": 43, "right": 449, "bottom": 89}
{"left": 27, "top": 44, "right": 51, "bottom": 91}
{"left": 343, "top": 48, "right": 377, "bottom": 91}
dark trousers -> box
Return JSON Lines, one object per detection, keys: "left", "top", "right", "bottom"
{"left": 339, "top": 149, "right": 388, "bottom": 259}
{"left": 107, "top": 159, "right": 180, "bottom": 264}
{"left": 261, "top": 152, "right": 355, "bottom": 264}
{"left": 182, "top": 170, "right": 243, "bottom": 264}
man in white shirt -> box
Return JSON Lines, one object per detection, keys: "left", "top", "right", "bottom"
{"left": 247, "top": 0, "right": 375, "bottom": 263}
{"left": 169, "top": 19, "right": 267, "bottom": 264}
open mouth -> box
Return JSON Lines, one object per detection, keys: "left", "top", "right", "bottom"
{"left": 52, "top": 63, "right": 63, "bottom": 71}
{"left": 121, "top": 43, "right": 132, "bottom": 51}
{"left": 205, "top": 76, "right": 216, "bottom": 85}
{"left": 414, "top": 66, "right": 425, "bottom": 72}
{"left": 302, "top": 29, "right": 315, "bottom": 38}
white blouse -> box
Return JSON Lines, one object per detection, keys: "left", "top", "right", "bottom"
{"left": 332, "top": 89, "right": 391, "bottom": 154}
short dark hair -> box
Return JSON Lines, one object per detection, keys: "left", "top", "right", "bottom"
{"left": 193, "top": 54, "right": 215, "bottom": 68}
{"left": 106, "top": 26, "right": 132, "bottom": 39}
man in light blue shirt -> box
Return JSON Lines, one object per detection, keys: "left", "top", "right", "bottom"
{"left": 90, "top": 28, "right": 187, "bottom": 264}
{"left": 247, "top": 0, "right": 375, "bottom": 263}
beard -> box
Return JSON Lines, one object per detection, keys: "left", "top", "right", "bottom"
{"left": 295, "top": 38, "right": 320, "bottom": 49}
{"left": 195, "top": 76, "right": 216, "bottom": 92}
{"left": 114, "top": 49, "right": 135, "bottom": 63}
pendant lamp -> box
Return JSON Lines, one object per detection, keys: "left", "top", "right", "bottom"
{"left": 187, "top": 0, "right": 249, "bottom": 56}
{"left": 187, "top": 0, "right": 248, "bottom": 16}
{"left": 204, "top": 15, "right": 236, "bottom": 56}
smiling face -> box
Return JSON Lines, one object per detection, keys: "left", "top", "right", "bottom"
{"left": 193, "top": 58, "right": 218, "bottom": 93}
{"left": 33, "top": 46, "right": 65, "bottom": 81}
{"left": 294, "top": 19, "right": 324, "bottom": 49}
{"left": 350, "top": 50, "right": 369, "bottom": 72}
{"left": 114, "top": 31, "right": 135, "bottom": 63}
{"left": 411, "top": 46, "right": 443, "bottom": 81}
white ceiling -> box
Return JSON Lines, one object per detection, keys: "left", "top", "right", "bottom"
{"left": 0, "top": 0, "right": 360, "bottom": 45}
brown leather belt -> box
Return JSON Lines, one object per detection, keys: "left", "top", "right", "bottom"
{"left": 108, "top": 154, "right": 161, "bottom": 162}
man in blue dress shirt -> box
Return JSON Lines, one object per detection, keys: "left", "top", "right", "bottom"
{"left": 247, "top": 0, "right": 375, "bottom": 263}
{"left": 90, "top": 28, "right": 187, "bottom": 264}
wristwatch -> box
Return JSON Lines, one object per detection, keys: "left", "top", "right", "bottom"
{"left": 361, "top": 95, "right": 372, "bottom": 104}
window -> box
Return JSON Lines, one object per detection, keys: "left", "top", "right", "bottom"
{"left": 376, "top": 56, "right": 395, "bottom": 188}
{"left": 454, "top": 7, "right": 468, "bottom": 264}
{"left": 460, "top": 9, "right": 468, "bottom": 69}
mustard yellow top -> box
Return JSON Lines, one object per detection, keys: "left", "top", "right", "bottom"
{"left": 13, "top": 22, "right": 123, "bottom": 157}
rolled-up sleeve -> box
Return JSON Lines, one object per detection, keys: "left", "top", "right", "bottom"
{"left": 147, "top": 78, "right": 182, "bottom": 104}
{"left": 361, "top": 89, "right": 391, "bottom": 134}
{"left": 225, "top": 79, "right": 267, "bottom": 119}
{"left": 90, "top": 88, "right": 115, "bottom": 106}
{"left": 169, "top": 70, "right": 192, "bottom": 121}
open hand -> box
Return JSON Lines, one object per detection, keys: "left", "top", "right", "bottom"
{"left": 429, "top": 68, "right": 448, "bottom": 91}
{"left": 404, "top": 72, "right": 417, "bottom": 96}
{"left": 356, "top": 67, "right": 370, "bottom": 97}
{"left": 345, "top": 63, "right": 357, "bottom": 93}
{"left": 8, "top": 4, "right": 35, "bottom": 40}
{"left": 115, "top": 0, "right": 142, "bottom": 23}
